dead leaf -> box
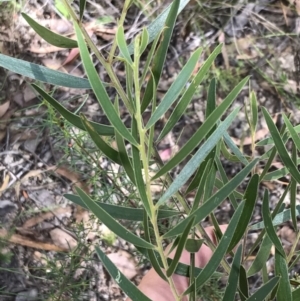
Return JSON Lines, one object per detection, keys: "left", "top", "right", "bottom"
{"left": 0, "top": 228, "right": 68, "bottom": 252}
{"left": 22, "top": 206, "right": 72, "bottom": 228}
{"left": 0, "top": 101, "right": 10, "bottom": 118}
{"left": 0, "top": 173, "right": 10, "bottom": 196}
{"left": 108, "top": 250, "right": 138, "bottom": 280}
{"left": 50, "top": 228, "right": 77, "bottom": 250}
{"left": 42, "top": 58, "right": 62, "bottom": 70}
{"left": 62, "top": 48, "right": 80, "bottom": 66}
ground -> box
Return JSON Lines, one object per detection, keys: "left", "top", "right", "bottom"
{"left": 0, "top": 0, "right": 300, "bottom": 300}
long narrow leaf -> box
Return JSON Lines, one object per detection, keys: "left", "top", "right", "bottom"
{"left": 157, "top": 108, "right": 240, "bottom": 206}
{"left": 116, "top": 26, "right": 133, "bottom": 64}
{"left": 141, "top": 0, "right": 180, "bottom": 112}
{"left": 283, "top": 113, "right": 300, "bottom": 151}
{"left": 262, "top": 107, "right": 300, "bottom": 183}
{"left": 262, "top": 190, "right": 286, "bottom": 258}
{"left": 227, "top": 174, "right": 259, "bottom": 252}
{"left": 275, "top": 249, "right": 292, "bottom": 301}
{"left": 74, "top": 23, "right": 138, "bottom": 146}
{"left": 95, "top": 246, "right": 151, "bottom": 301}
{"left": 184, "top": 201, "right": 245, "bottom": 294}
{"left": 247, "top": 234, "right": 272, "bottom": 277}
{"left": 146, "top": 47, "right": 202, "bottom": 129}
{"left": 32, "top": 84, "right": 114, "bottom": 135}
{"left": 76, "top": 187, "right": 154, "bottom": 249}
{"left": 64, "top": 193, "right": 180, "bottom": 221}
{"left": 163, "top": 158, "right": 259, "bottom": 238}
{"left": 0, "top": 54, "right": 91, "bottom": 89}
{"left": 153, "top": 77, "right": 249, "bottom": 180}
{"left": 166, "top": 217, "right": 195, "bottom": 277}
{"left": 246, "top": 277, "right": 280, "bottom": 301}
{"left": 81, "top": 115, "right": 122, "bottom": 165}
{"left": 22, "top": 13, "right": 77, "bottom": 48}
{"left": 222, "top": 245, "right": 242, "bottom": 301}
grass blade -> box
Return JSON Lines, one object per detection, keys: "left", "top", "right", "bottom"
{"left": 157, "top": 108, "right": 240, "bottom": 207}
{"left": 163, "top": 158, "right": 259, "bottom": 238}
{"left": 146, "top": 47, "right": 202, "bottom": 129}
{"left": 75, "top": 187, "right": 154, "bottom": 249}
{"left": 74, "top": 23, "right": 138, "bottom": 146}
{"left": 0, "top": 54, "right": 91, "bottom": 89}
{"left": 22, "top": 13, "right": 77, "bottom": 48}
{"left": 95, "top": 246, "right": 151, "bottom": 301}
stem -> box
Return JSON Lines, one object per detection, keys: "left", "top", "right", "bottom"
{"left": 133, "top": 35, "right": 180, "bottom": 301}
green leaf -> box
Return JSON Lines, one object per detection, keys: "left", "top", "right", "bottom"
{"left": 22, "top": 13, "right": 77, "bottom": 48}
{"left": 75, "top": 187, "right": 154, "bottom": 249}
{"left": 64, "top": 193, "right": 179, "bottom": 221}
{"left": 185, "top": 238, "right": 204, "bottom": 253}
{"left": 250, "top": 90, "right": 258, "bottom": 133}
{"left": 74, "top": 23, "right": 138, "bottom": 146}
{"left": 166, "top": 217, "right": 195, "bottom": 277}
{"left": 292, "top": 287, "right": 300, "bottom": 301}
{"left": 95, "top": 246, "right": 151, "bottom": 301}
{"left": 131, "top": 118, "right": 152, "bottom": 218}
{"left": 262, "top": 107, "right": 300, "bottom": 183}
{"left": 157, "top": 108, "right": 240, "bottom": 207}
{"left": 139, "top": 27, "right": 149, "bottom": 55}
{"left": 222, "top": 245, "right": 242, "bottom": 301}
{"left": 79, "top": 0, "right": 86, "bottom": 20}
{"left": 227, "top": 174, "right": 259, "bottom": 252}
{"left": 153, "top": 77, "right": 249, "bottom": 180}
{"left": 223, "top": 132, "right": 249, "bottom": 165}
{"left": 141, "top": 0, "right": 180, "bottom": 112}
{"left": 291, "top": 144, "right": 298, "bottom": 231}
{"left": 262, "top": 190, "right": 286, "bottom": 258}
{"left": 116, "top": 26, "right": 133, "bottom": 64}
{"left": 163, "top": 158, "right": 259, "bottom": 238}
{"left": 0, "top": 54, "right": 91, "bottom": 89}
{"left": 184, "top": 201, "right": 245, "bottom": 294}
{"left": 283, "top": 113, "right": 300, "bottom": 152}
{"left": 157, "top": 45, "right": 222, "bottom": 141}
{"left": 146, "top": 47, "right": 202, "bottom": 129}
{"left": 192, "top": 159, "right": 213, "bottom": 211}
{"left": 247, "top": 234, "right": 272, "bottom": 277}
{"left": 246, "top": 277, "right": 280, "bottom": 301}
{"left": 215, "top": 156, "right": 238, "bottom": 209}
{"left": 275, "top": 249, "right": 292, "bottom": 301}
{"left": 239, "top": 265, "right": 249, "bottom": 300}
{"left": 80, "top": 114, "right": 122, "bottom": 165}
{"left": 32, "top": 84, "right": 114, "bottom": 135}
{"left": 251, "top": 205, "right": 300, "bottom": 230}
